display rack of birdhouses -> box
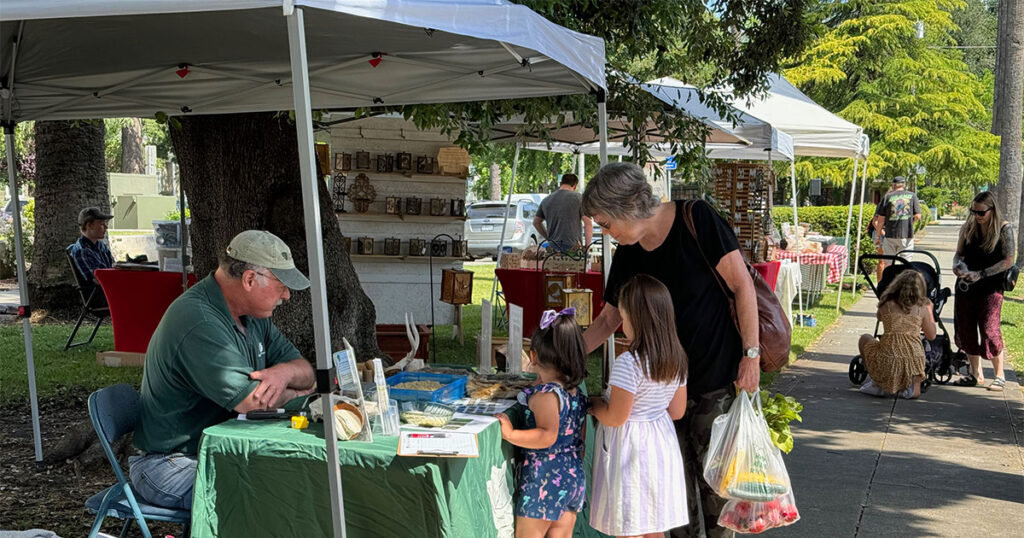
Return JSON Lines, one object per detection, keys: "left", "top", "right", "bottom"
{"left": 711, "top": 163, "right": 774, "bottom": 263}
{"left": 332, "top": 146, "right": 471, "bottom": 263}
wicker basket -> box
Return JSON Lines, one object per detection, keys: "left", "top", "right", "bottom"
{"left": 436, "top": 146, "right": 471, "bottom": 178}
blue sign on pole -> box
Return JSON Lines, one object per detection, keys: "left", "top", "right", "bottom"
{"left": 664, "top": 156, "right": 677, "bottom": 171}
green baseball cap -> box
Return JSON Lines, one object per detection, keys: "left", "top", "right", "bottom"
{"left": 225, "top": 230, "right": 310, "bottom": 291}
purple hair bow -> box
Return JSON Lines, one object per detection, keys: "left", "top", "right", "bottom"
{"left": 539, "top": 307, "right": 576, "bottom": 329}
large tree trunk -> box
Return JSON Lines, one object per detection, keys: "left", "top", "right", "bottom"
{"left": 120, "top": 118, "right": 145, "bottom": 174}
{"left": 489, "top": 163, "right": 501, "bottom": 200}
{"left": 992, "top": 0, "right": 1023, "bottom": 257}
{"left": 168, "top": 112, "right": 382, "bottom": 360}
{"left": 27, "top": 121, "right": 108, "bottom": 318}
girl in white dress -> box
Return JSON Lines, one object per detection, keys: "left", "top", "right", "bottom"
{"left": 589, "top": 274, "right": 689, "bottom": 537}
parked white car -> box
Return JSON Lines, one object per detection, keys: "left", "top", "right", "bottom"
{"left": 464, "top": 199, "right": 543, "bottom": 259}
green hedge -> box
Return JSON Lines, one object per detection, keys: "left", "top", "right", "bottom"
{"left": 773, "top": 204, "right": 876, "bottom": 261}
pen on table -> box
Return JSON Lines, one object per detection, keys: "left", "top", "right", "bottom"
{"left": 409, "top": 433, "right": 448, "bottom": 439}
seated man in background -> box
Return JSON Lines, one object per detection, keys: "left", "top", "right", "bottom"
{"left": 534, "top": 173, "right": 593, "bottom": 253}
{"left": 131, "top": 230, "right": 316, "bottom": 510}
{"left": 68, "top": 206, "right": 114, "bottom": 304}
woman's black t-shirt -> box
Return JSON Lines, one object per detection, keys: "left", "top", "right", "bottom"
{"left": 604, "top": 200, "right": 742, "bottom": 396}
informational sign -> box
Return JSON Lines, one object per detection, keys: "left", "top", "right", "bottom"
{"left": 664, "top": 156, "right": 677, "bottom": 171}
{"left": 508, "top": 303, "right": 523, "bottom": 376}
{"left": 478, "top": 299, "right": 494, "bottom": 374}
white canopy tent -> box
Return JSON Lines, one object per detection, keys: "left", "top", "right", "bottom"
{"left": 2, "top": 1, "right": 606, "bottom": 535}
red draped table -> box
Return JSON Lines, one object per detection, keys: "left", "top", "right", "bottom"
{"left": 495, "top": 268, "right": 606, "bottom": 332}
{"left": 95, "top": 268, "right": 198, "bottom": 353}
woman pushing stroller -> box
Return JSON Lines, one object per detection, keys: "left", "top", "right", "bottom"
{"left": 858, "top": 270, "right": 937, "bottom": 399}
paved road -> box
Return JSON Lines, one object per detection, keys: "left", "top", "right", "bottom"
{"left": 766, "top": 218, "right": 1024, "bottom": 537}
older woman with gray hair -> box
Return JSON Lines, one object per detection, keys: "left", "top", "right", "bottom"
{"left": 582, "top": 162, "right": 759, "bottom": 538}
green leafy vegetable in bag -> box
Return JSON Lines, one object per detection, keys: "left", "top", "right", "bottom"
{"left": 758, "top": 391, "right": 803, "bottom": 454}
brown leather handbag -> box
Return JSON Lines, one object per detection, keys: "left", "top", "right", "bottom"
{"left": 682, "top": 201, "right": 792, "bottom": 372}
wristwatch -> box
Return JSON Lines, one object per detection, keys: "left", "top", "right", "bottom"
{"left": 744, "top": 347, "right": 760, "bottom": 359}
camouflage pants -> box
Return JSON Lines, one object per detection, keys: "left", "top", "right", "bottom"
{"left": 669, "top": 386, "right": 736, "bottom": 538}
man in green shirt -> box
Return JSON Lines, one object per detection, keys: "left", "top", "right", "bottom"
{"left": 130, "top": 230, "right": 316, "bottom": 510}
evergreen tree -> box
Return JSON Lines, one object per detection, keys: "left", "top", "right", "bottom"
{"left": 785, "top": 0, "right": 999, "bottom": 195}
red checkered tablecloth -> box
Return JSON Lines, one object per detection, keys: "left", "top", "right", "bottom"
{"left": 773, "top": 244, "right": 848, "bottom": 284}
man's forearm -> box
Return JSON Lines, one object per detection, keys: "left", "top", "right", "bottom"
{"left": 283, "top": 358, "right": 315, "bottom": 390}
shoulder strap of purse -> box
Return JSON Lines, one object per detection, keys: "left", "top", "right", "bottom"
{"left": 681, "top": 200, "right": 733, "bottom": 300}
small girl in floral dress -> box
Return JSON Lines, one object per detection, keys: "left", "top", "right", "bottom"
{"left": 496, "top": 308, "right": 589, "bottom": 538}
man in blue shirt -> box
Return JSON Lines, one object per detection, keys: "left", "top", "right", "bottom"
{"left": 68, "top": 206, "right": 114, "bottom": 304}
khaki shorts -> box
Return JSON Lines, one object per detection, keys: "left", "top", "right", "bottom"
{"left": 882, "top": 236, "right": 913, "bottom": 256}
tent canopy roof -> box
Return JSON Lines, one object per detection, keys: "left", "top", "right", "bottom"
{"left": 1, "top": 0, "right": 606, "bottom": 122}
{"left": 715, "top": 73, "right": 866, "bottom": 158}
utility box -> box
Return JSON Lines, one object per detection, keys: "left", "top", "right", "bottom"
{"left": 109, "top": 173, "right": 159, "bottom": 196}
{"left": 111, "top": 194, "right": 177, "bottom": 229}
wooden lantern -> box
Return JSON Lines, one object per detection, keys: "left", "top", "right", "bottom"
{"left": 441, "top": 269, "right": 474, "bottom": 305}
{"left": 450, "top": 198, "right": 465, "bottom": 217}
{"left": 383, "top": 237, "right": 401, "bottom": 256}
{"left": 562, "top": 288, "right": 593, "bottom": 327}
{"left": 431, "top": 238, "right": 448, "bottom": 257}
{"left": 543, "top": 273, "right": 575, "bottom": 309}
{"left": 451, "top": 239, "right": 468, "bottom": 258}
{"left": 408, "top": 238, "right": 428, "bottom": 256}
{"left": 430, "top": 198, "right": 446, "bottom": 216}
{"left": 357, "top": 237, "right": 374, "bottom": 255}
{"left": 405, "top": 197, "right": 422, "bottom": 215}
{"left": 342, "top": 236, "right": 352, "bottom": 253}
{"left": 385, "top": 196, "right": 402, "bottom": 215}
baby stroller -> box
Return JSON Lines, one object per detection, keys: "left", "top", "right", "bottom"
{"left": 848, "top": 250, "right": 965, "bottom": 388}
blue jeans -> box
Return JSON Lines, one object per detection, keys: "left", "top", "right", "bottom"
{"left": 128, "top": 452, "right": 197, "bottom": 510}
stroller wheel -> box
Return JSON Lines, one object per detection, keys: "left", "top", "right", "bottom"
{"left": 934, "top": 367, "right": 953, "bottom": 385}
{"left": 849, "top": 355, "right": 868, "bottom": 385}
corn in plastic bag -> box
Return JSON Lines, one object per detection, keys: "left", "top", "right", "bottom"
{"left": 703, "top": 390, "right": 792, "bottom": 502}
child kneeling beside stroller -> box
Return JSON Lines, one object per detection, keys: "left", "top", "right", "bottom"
{"left": 858, "top": 270, "right": 937, "bottom": 399}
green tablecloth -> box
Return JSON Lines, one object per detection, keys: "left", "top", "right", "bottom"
{"left": 193, "top": 413, "right": 608, "bottom": 537}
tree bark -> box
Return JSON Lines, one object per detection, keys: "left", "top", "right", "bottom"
{"left": 121, "top": 118, "right": 145, "bottom": 174}
{"left": 992, "top": 0, "right": 1023, "bottom": 258}
{"left": 489, "top": 163, "right": 501, "bottom": 200}
{"left": 168, "top": 112, "right": 382, "bottom": 360}
{"left": 27, "top": 121, "right": 108, "bottom": 318}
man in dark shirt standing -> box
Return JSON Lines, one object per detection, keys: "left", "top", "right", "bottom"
{"left": 873, "top": 176, "right": 921, "bottom": 274}
{"left": 69, "top": 206, "right": 115, "bottom": 303}
{"left": 534, "top": 173, "right": 593, "bottom": 253}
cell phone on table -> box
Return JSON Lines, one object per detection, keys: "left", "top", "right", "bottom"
{"left": 245, "top": 409, "right": 298, "bottom": 420}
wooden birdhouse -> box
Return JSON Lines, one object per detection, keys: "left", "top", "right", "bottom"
{"left": 441, "top": 269, "right": 474, "bottom": 305}
{"left": 562, "top": 288, "right": 593, "bottom": 327}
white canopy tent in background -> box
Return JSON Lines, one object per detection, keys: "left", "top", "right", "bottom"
{"left": 2, "top": 1, "right": 606, "bottom": 536}
{"left": 652, "top": 76, "right": 871, "bottom": 314}
{"left": 484, "top": 77, "right": 752, "bottom": 370}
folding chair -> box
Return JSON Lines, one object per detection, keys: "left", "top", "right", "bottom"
{"left": 85, "top": 384, "right": 191, "bottom": 538}
{"left": 64, "top": 245, "right": 109, "bottom": 350}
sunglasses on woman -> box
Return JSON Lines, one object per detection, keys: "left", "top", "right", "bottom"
{"left": 971, "top": 208, "right": 991, "bottom": 216}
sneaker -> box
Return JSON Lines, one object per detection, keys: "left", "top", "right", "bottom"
{"left": 859, "top": 378, "right": 887, "bottom": 397}
{"left": 899, "top": 385, "right": 916, "bottom": 399}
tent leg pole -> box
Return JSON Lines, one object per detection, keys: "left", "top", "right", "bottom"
{"left": 789, "top": 158, "right": 803, "bottom": 327}
{"left": 490, "top": 143, "right": 521, "bottom": 308}
{"left": 286, "top": 9, "right": 345, "bottom": 538}
{"left": 853, "top": 157, "right": 869, "bottom": 300}
{"left": 179, "top": 181, "right": 188, "bottom": 292}
{"left": 597, "top": 95, "right": 613, "bottom": 383}
{"left": 577, "top": 150, "right": 585, "bottom": 192}
{"left": 5, "top": 123, "right": 43, "bottom": 468}
{"left": 837, "top": 156, "right": 859, "bottom": 312}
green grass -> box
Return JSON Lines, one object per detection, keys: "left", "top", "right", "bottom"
{"left": 1001, "top": 287, "right": 1024, "bottom": 377}
{"left": 1, "top": 264, "right": 863, "bottom": 406}
{"left": 760, "top": 282, "right": 863, "bottom": 387}
{"left": 0, "top": 324, "right": 141, "bottom": 406}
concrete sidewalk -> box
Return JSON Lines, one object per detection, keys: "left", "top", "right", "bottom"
{"left": 766, "top": 218, "right": 1024, "bottom": 537}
